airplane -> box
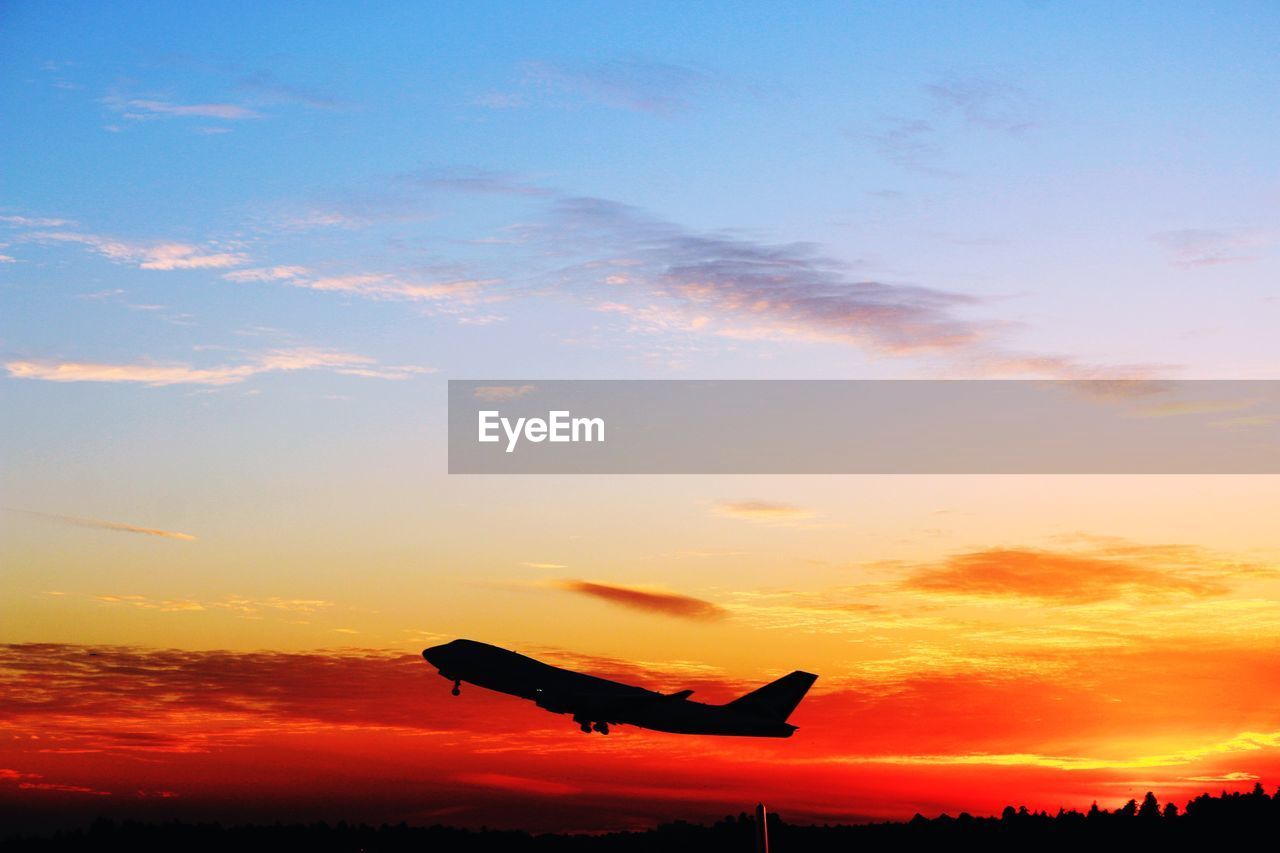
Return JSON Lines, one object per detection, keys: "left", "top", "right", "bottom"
{"left": 422, "top": 638, "right": 817, "bottom": 737}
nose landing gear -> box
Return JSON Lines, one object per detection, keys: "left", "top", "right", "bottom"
{"left": 451, "top": 679, "right": 461, "bottom": 696}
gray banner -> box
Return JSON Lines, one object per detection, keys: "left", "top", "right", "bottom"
{"left": 448, "top": 380, "right": 1280, "bottom": 474}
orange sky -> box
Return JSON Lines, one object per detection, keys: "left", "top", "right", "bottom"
{"left": 4, "top": 474, "right": 1280, "bottom": 831}
{"left": 4, "top": 582, "right": 1280, "bottom": 831}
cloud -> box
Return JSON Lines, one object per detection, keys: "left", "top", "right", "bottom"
{"left": 1185, "top": 772, "right": 1260, "bottom": 783}
{"left": 6, "top": 509, "right": 195, "bottom": 541}
{"left": 105, "top": 96, "right": 261, "bottom": 120}
{"left": 4, "top": 348, "right": 425, "bottom": 387}
{"left": 865, "top": 118, "right": 945, "bottom": 172}
{"left": 552, "top": 196, "right": 987, "bottom": 356}
{"left": 486, "top": 59, "right": 711, "bottom": 115}
{"left": 535, "top": 194, "right": 1165, "bottom": 377}
{"left": 221, "top": 265, "right": 311, "bottom": 282}
{"left": 30, "top": 231, "right": 248, "bottom": 270}
{"left": 555, "top": 580, "right": 726, "bottom": 621}
{"left": 519, "top": 562, "right": 566, "bottom": 570}
{"left": 925, "top": 77, "right": 1035, "bottom": 133}
{"left": 857, "top": 76, "right": 1034, "bottom": 175}
{"left": 455, "top": 773, "right": 578, "bottom": 797}
{"left": 399, "top": 166, "right": 553, "bottom": 197}
{"left": 1151, "top": 229, "right": 1265, "bottom": 267}
{"left": 91, "top": 594, "right": 331, "bottom": 615}
{"left": 332, "top": 364, "right": 437, "bottom": 380}
{"left": 473, "top": 384, "right": 536, "bottom": 402}
{"left": 223, "top": 265, "right": 494, "bottom": 303}
{"left": 301, "top": 274, "right": 492, "bottom": 302}
{"left": 712, "top": 500, "right": 814, "bottom": 522}
{"left": 901, "top": 546, "right": 1232, "bottom": 604}
{"left": 0, "top": 215, "right": 76, "bottom": 228}
{"left": 2, "top": 769, "right": 110, "bottom": 796}
{"left": 235, "top": 71, "right": 339, "bottom": 110}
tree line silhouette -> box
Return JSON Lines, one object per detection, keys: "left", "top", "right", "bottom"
{"left": 3, "top": 784, "right": 1277, "bottom": 851}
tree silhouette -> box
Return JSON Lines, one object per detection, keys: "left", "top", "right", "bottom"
{"left": 1, "top": 785, "right": 1277, "bottom": 851}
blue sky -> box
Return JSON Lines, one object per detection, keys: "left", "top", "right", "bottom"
{"left": 3, "top": 2, "right": 1277, "bottom": 393}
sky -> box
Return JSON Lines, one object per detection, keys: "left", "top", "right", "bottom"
{"left": 2, "top": 0, "right": 1280, "bottom": 834}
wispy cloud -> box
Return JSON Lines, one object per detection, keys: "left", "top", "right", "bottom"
{"left": 535, "top": 193, "right": 1164, "bottom": 377}
{"left": 8, "top": 508, "right": 195, "bottom": 541}
{"left": 222, "top": 265, "right": 495, "bottom": 303}
{"left": 1151, "top": 229, "right": 1265, "bottom": 267}
{"left": 473, "top": 384, "right": 536, "bottom": 402}
{"left": 0, "top": 214, "right": 76, "bottom": 228}
{"left": 555, "top": 579, "right": 727, "bottom": 621}
{"left": 30, "top": 231, "right": 248, "bottom": 270}
{"left": 455, "top": 772, "right": 579, "bottom": 797}
{"left": 1185, "top": 772, "right": 1260, "bottom": 783}
{"left": 552, "top": 196, "right": 986, "bottom": 355}
{"left": 925, "top": 76, "right": 1035, "bottom": 133}
{"left": 399, "top": 166, "right": 553, "bottom": 197}
{"left": 92, "top": 593, "right": 330, "bottom": 615}
{"left": 865, "top": 118, "right": 945, "bottom": 172}
{"left": 481, "top": 59, "right": 712, "bottom": 116}
{"left": 711, "top": 500, "right": 814, "bottom": 522}
{"left": 5, "top": 348, "right": 427, "bottom": 387}
{"left": 302, "top": 273, "right": 492, "bottom": 302}
{"left": 221, "top": 265, "right": 311, "bottom": 282}
{"left": 861, "top": 75, "right": 1034, "bottom": 173}
{"left": 235, "top": 70, "right": 340, "bottom": 110}
{"left": 105, "top": 95, "right": 262, "bottom": 121}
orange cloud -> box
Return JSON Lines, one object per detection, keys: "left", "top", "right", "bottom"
{"left": 555, "top": 580, "right": 726, "bottom": 621}
{"left": 711, "top": 500, "right": 813, "bottom": 522}
{"left": 902, "top": 547, "right": 1230, "bottom": 604}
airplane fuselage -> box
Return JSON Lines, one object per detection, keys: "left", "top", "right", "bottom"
{"left": 422, "top": 639, "right": 812, "bottom": 737}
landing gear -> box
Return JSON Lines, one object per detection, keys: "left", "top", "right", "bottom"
{"left": 451, "top": 679, "right": 461, "bottom": 696}
{"left": 572, "top": 714, "right": 610, "bottom": 734}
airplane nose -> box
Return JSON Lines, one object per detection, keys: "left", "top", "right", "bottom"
{"left": 422, "top": 644, "right": 447, "bottom": 667}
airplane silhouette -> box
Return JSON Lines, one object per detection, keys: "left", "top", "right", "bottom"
{"left": 422, "top": 639, "right": 817, "bottom": 736}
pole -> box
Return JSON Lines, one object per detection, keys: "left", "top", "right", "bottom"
{"left": 755, "top": 803, "right": 769, "bottom": 853}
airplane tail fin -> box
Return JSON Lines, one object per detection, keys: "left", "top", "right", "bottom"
{"left": 726, "top": 671, "right": 817, "bottom": 722}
